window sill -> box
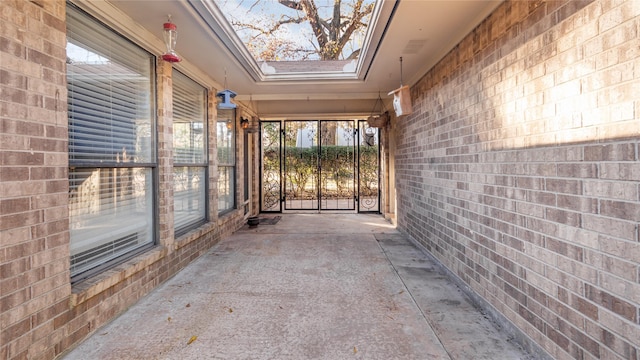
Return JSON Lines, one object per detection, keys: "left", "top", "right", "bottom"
{"left": 174, "top": 221, "right": 216, "bottom": 250}
{"left": 70, "top": 246, "right": 167, "bottom": 306}
{"left": 70, "top": 209, "right": 246, "bottom": 307}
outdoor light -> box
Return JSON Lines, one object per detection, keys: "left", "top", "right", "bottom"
{"left": 161, "top": 15, "right": 181, "bottom": 63}
{"left": 240, "top": 117, "right": 249, "bottom": 129}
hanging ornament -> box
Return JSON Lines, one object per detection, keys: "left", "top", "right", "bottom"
{"left": 366, "top": 92, "right": 389, "bottom": 128}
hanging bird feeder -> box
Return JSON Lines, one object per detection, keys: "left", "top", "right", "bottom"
{"left": 388, "top": 57, "right": 413, "bottom": 117}
{"left": 217, "top": 89, "right": 237, "bottom": 109}
{"left": 161, "top": 15, "right": 181, "bottom": 63}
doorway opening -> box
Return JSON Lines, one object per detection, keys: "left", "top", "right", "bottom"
{"left": 260, "top": 120, "right": 380, "bottom": 213}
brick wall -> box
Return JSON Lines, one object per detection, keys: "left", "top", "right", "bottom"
{"left": 1, "top": 0, "right": 70, "bottom": 358}
{"left": 394, "top": 1, "right": 639, "bottom": 359}
{"left": 0, "top": 1, "right": 249, "bottom": 358}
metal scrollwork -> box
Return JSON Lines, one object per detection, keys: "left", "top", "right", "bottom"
{"left": 359, "top": 123, "right": 379, "bottom": 212}
{"left": 261, "top": 122, "right": 281, "bottom": 211}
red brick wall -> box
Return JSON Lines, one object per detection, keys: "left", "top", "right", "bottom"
{"left": 395, "top": 1, "right": 639, "bottom": 359}
{"left": 0, "top": 1, "right": 249, "bottom": 359}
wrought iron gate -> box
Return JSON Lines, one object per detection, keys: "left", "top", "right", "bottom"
{"left": 260, "top": 120, "right": 379, "bottom": 213}
{"left": 357, "top": 121, "right": 380, "bottom": 212}
{"left": 284, "top": 120, "right": 320, "bottom": 210}
{"left": 260, "top": 121, "right": 282, "bottom": 212}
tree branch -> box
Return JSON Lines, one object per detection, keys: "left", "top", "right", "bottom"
{"left": 231, "top": 16, "right": 305, "bottom": 37}
{"left": 337, "top": 0, "right": 373, "bottom": 52}
{"left": 277, "top": 0, "right": 303, "bottom": 11}
{"left": 300, "top": 0, "right": 328, "bottom": 57}
{"left": 330, "top": 0, "right": 341, "bottom": 42}
{"left": 229, "top": 0, "right": 373, "bottom": 61}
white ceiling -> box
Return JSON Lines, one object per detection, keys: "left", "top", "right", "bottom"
{"left": 107, "top": 0, "right": 502, "bottom": 119}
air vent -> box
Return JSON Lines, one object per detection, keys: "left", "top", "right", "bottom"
{"left": 402, "top": 39, "right": 428, "bottom": 54}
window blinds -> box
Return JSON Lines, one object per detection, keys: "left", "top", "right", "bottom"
{"left": 172, "top": 70, "right": 207, "bottom": 234}
{"left": 67, "top": 6, "right": 156, "bottom": 279}
{"left": 172, "top": 71, "right": 206, "bottom": 165}
{"left": 67, "top": 6, "right": 154, "bottom": 163}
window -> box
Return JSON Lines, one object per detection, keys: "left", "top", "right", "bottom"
{"left": 172, "top": 70, "right": 208, "bottom": 235}
{"left": 217, "top": 108, "right": 235, "bottom": 213}
{"left": 243, "top": 130, "right": 250, "bottom": 215}
{"left": 67, "top": 6, "right": 156, "bottom": 280}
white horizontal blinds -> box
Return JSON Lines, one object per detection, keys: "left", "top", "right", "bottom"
{"left": 217, "top": 108, "right": 236, "bottom": 213}
{"left": 172, "top": 70, "right": 207, "bottom": 234}
{"left": 66, "top": 6, "right": 155, "bottom": 279}
{"left": 69, "top": 167, "right": 154, "bottom": 276}
{"left": 217, "top": 108, "right": 235, "bottom": 165}
{"left": 67, "top": 6, "right": 154, "bottom": 163}
{"left": 217, "top": 166, "right": 235, "bottom": 211}
{"left": 174, "top": 167, "right": 206, "bottom": 233}
{"left": 172, "top": 70, "right": 206, "bottom": 164}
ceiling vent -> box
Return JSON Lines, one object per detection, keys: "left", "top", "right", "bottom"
{"left": 402, "top": 39, "right": 428, "bottom": 54}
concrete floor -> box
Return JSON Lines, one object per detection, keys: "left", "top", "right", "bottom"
{"left": 63, "top": 214, "right": 533, "bottom": 360}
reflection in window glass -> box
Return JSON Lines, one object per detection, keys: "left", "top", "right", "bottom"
{"left": 217, "top": 108, "right": 235, "bottom": 213}
{"left": 67, "top": 5, "right": 155, "bottom": 279}
{"left": 173, "top": 71, "right": 207, "bottom": 235}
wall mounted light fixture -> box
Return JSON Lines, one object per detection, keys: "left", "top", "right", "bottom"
{"left": 240, "top": 117, "right": 249, "bottom": 129}
{"left": 161, "top": 15, "right": 181, "bottom": 63}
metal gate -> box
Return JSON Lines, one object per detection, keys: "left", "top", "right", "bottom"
{"left": 260, "top": 120, "right": 379, "bottom": 213}
{"left": 260, "top": 121, "right": 282, "bottom": 212}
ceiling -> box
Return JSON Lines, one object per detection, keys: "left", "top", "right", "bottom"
{"left": 107, "top": 0, "right": 502, "bottom": 119}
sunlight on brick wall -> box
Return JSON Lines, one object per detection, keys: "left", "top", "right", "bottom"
{"left": 395, "top": 1, "right": 640, "bottom": 359}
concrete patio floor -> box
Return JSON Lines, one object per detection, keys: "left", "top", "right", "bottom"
{"left": 62, "top": 214, "right": 534, "bottom": 360}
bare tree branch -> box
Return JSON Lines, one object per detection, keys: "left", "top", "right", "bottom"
{"left": 330, "top": 0, "right": 340, "bottom": 42}
{"left": 337, "top": 0, "right": 373, "bottom": 53}
{"left": 232, "top": 16, "right": 305, "bottom": 37}
{"left": 277, "top": 0, "right": 304, "bottom": 11}
{"left": 346, "top": 48, "right": 360, "bottom": 60}
{"left": 228, "top": 0, "right": 373, "bottom": 61}
{"left": 300, "top": 0, "right": 329, "bottom": 57}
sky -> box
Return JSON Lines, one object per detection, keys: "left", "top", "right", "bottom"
{"left": 216, "top": 0, "right": 375, "bottom": 61}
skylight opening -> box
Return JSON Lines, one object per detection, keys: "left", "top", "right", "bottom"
{"left": 189, "top": 0, "right": 394, "bottom": 80}
{"left": 218, "top": 0, "right": 375, "bottom": 63}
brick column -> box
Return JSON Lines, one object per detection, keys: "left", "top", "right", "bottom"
{"left": 156, "top": 60, "right": 175, "bottom": 248}
{"left": 208, "top": 90, "right": 219, "bottom": 219}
